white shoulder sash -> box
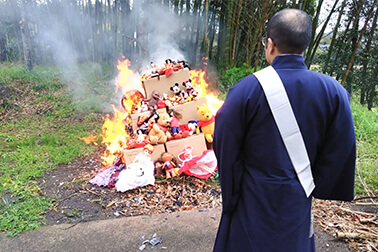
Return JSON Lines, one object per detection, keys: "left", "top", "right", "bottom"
{"left": 253, "top": 66, "right": 315, "bottom": 197}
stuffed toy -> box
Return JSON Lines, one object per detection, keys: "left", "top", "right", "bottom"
{"left": 161, "top": 152, "right": 178, "bottom": 179}
{"left": 169, "top": 108, "right": 190, "bottom": 139}
{"left": 182, "top": 79, "right": 198, "bottom": 99}
{"left": 115, "top": 149, "right": 155, "bottom": 192}
{"left": 161, "top": 93, "right": 173, "bottom": 109}
{"left": 187, "top": 120, "right": 199, "bottom": 136}
{"left": 146, "top": 90, "right": 161, "bottom": 111}
{"left": 137, "top": 111, "right": 159, "bottom": 134}
{"left": 164, "top": 59, "right": 174, "bottom": 77}
{"left": 196, "top": 104, "right": 215, "bottom": 143}
{"left": 148, "top": 111, "right": 172, "bottom": 144}
{"left": 125, "top": 129, "right": 151, "bottom": 149}
{"left": 170, "top": 83, "right": 185, "bottom": 104}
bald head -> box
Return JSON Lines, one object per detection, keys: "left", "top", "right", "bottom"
{"left": 266, "top": 9, "right": 312, "bottom": 54}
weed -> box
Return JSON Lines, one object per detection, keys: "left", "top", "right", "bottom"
{"left": 63, "top": 208, "right": 81, "bottom": 218}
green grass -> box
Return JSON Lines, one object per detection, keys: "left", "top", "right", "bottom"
{"left": 0, "top": 63, "right": 110, "bottom": 236}
{"left": 351, "top": 102, "right": 378, "bottom": 195}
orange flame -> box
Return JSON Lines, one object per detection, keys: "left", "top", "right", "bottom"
{"left": 80, "top": 58, "right": 224, "bottom": 167}
{"left": 78, "top": 135, "right": 98, "bottom": 146}
{"left": 100, "top": 58, "right": 145, "bottom": 165}
{"left": 190, "top": 69, "right": 224, "bottom": 115}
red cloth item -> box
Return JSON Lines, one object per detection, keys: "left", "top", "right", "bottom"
{"left": 197, "top": 116, "right": 215, "bottom": 128}
{"left": 157, "top": 123, "right": 169, "bottom": 133}
{"left": 165, "top": 68, "right": 174, "bottom": 77}
{"left": 178, "top": 150, "right": 217, "bottom": 179}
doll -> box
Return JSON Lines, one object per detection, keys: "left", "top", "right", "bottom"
{"left": 161, "top": 152, "right": 177, "bottom": 179}
{"left": 146, "top": 90, "right": 161, "bottom": 111}
{"left": 153, "top": 159, "right": 165, "bottom": 177}
{"left": 169, "top": 109, "right": 189, "bottom": 139}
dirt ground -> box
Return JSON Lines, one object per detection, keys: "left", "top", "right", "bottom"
{"left": 39, "top": 148, "right": 377, "bottom": 252}
{"left": 40, "top": 148, "right": 222, "bottom": 226}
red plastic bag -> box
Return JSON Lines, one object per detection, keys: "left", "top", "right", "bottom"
{"left": 178, "top": 149, "right": 217, "bottom": 179}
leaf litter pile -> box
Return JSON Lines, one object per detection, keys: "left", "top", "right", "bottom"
{"left": 41, "top": 149, "right": 222, "bottom": 227}
{"left": 85, "top": 175, "right": 222, "bottom": 217}
{"left": 314, "top": 194, "right": 378, "bottom": 251}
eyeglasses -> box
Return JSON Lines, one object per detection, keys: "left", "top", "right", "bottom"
{"left": 261, "top": 35, "right": 267, "bottom": 47}
{"left": 261, "top": 36, "right": 276, "bottom": 47}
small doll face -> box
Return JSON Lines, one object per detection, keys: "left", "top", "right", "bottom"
{"left": 151, "top": 90, "right": 161, "bottom": 100}
{"left": 143, "top": 144, "right": 153, "bottom": 155}
{"left": 161, "top": 152, "right": 174, "bottom": 162}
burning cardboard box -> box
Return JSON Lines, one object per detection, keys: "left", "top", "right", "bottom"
{"left": 165, "top": 133, "right": 207, "bottom": 163}
{"left": 170, "top": 97, "right": 207, "bottom": 125}
{"left": 122, "top": 144, "right": 166, "bottom": 165}
{"left": 143, "top": 68, "right": 191, "bottom": 99}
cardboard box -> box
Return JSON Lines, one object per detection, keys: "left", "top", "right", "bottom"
{"left": 165, "top": 133, "right": 207, "bottom": 163}
{"left": 171, "top": 97, "right": 207, "bottom": 124}
{"left": 143, "top": 69, "right": 191, "bottom": 99}
{"left": 122, "top": 144, "right": 166, "bottom": 165}
{"left": 130, "top": 97, "right": 207, "bottom": 131}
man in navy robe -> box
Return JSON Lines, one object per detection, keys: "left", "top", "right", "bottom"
{"left": 213, "top": 8, "right": 356, "bottom": 252}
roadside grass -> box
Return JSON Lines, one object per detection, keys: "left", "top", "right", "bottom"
{"left": 0, "top": 63, "right": 113, "bottom": 236}
{"left": 351, "top": 102, "right": 378, "bottom": 195}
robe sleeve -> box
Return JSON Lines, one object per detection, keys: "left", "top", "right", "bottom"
{"left": 312, "top": 88, "right": 356, "bottom": 201}
{"left": 213, "top": 83, "right": 247, "bottom": 214}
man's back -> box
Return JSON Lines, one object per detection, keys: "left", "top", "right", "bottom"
{"left": 213, "top": 54, "right": 355, "bottom": 251}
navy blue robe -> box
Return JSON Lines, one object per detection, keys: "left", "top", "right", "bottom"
{"left": 213, "top": 55, "right": 356, "bottom": 252}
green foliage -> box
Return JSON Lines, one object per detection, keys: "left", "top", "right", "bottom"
{"left": 351, "top": 102, "right": 378, "bottom": 143}
{"left": 218, "top": 63, "right": 259, "bottom": 99}
{"left": 0, "top": 194, "right": 52, "bottom": 237}
{"left": 351, "top": 102, "right": 378, "bottom": 195}
{"left": 0, "top": 64, "right": 62, "bottom": 91}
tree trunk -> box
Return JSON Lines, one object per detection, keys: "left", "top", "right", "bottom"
{"left": 215, "top": 0, "right": 227, "bottom": 65}
{"left": 329, "top": 17, "right": 352, "bottom": 77}
{"left": 201, "top": 0, "right": 209, "bottom": 61}
{"left": 253, "top": 0, "right": 269, "bottom": 73}
{"left": 231, "top": 0, "right": 243, "bottom": 66}
{"left": 307, "top": 0, "right": 339, "bottom": 68}
{"left": 113, "top": 0, "right": 118, "bottom": 59}
{"left": 208, "top": 3, "right": 216, "bottom": 60}
{"left": 341, "top": 0, "right": 377, "bottom": 86}
{"left": 360, "top": 6, "right": 378, "bottom": 105}
{"left": 323, "top": 0, "right": 346, "bottom": 74}
{"left": 0, "top": 29, "right": 7, "bottom": 61}
{"left": 305, "top": 0, "right": 324, "bottom": 66}
{"left": 191, "top": 0, "right": 202, "bottom": 66}
{"left": 19, "top": 0, "right": 33, "bottom": 70}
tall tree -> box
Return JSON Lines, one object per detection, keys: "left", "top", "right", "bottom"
{"left": 19, "top": 0, "right": 33, "bottom": 70}
{"left": 323, "top": 0, "right": 347, "bottom": 74}
{"left": 215, "top": 0, "right": 227, "bottom": 65}
{"left": 360, "top": 4, "right": 378, "bottom": 105}
{"left": 306, "top": 0, "right": 339, "bottom": 68}
{"left": 341, "top": 0, "right": 378, "bottom": 86}
{"left": 305, "top": 0, "right": 324, "bottom": 66}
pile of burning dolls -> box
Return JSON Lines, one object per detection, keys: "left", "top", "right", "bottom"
{"left": 89, "top": 60, "right": 218, "bottom": 192}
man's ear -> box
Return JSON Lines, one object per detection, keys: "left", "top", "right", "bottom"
{"left": 265, "top": 38, "right": 277, "bottom": 65}
{"left": 266, "top": 38, "right": 275, "bottom": 54}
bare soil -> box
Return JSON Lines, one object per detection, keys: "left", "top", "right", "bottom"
{"left": 40, "top": 148, "right": 222, "bottom": 226}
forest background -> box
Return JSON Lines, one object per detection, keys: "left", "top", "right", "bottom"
{"left": 0, "top": 0, "right": 377, "bottom": 239}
